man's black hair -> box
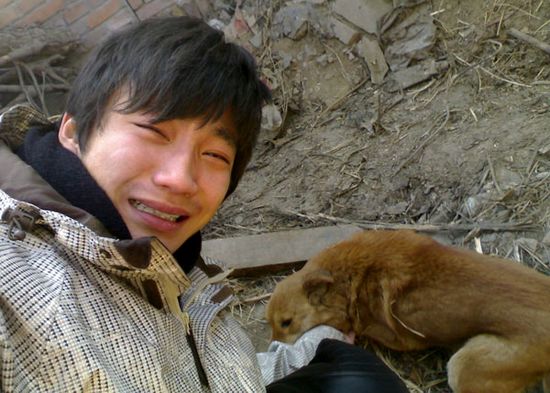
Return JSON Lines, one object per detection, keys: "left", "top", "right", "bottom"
{"left": 66, "top": 16, "right": 271, "bottom": 196}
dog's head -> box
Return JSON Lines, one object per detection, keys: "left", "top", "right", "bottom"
{"left": 266, "top": 268, "right": 352, "bottom": 343}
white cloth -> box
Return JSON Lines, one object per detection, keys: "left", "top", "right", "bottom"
{"left": 257, "top": 325, "right": 349, "bottom": 385}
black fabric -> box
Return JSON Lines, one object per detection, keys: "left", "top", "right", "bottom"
{"left": 16, "top": 126, "right": 131, "bottom": 240}
{"left": 266, "top": 339, "right": 409, "bottom": 393}
{"left": 16, "top": 125, "right": 200, "bottom": 273}
{"left": 173, "top": 231, "right": 201, "bottom": 273}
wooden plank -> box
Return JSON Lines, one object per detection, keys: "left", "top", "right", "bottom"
{"left": 202, "top": 225, "right": 362, "bottom": 276}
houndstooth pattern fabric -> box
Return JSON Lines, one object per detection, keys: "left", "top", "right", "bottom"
{"left": 0, "top": 190, "right": 265, "bottom": 392}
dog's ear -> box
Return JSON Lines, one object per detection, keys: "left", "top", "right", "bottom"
{"left": 303, "top": 269, "right": 334, "bottom": 305}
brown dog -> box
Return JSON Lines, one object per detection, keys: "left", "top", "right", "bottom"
{"left": 266, "top": 229, "right": 550, "bottom": 393}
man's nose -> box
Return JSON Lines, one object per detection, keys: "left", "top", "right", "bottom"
{"left": 152, "top": 152, "right": 199, "bottom": 195}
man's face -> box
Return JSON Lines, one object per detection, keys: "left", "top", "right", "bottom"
{"left": 60, "top": 104, "right": 236, "bottom": 253}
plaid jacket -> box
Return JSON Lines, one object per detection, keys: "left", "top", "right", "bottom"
{"left": 0, "top": 106, "right": 265, "bottom": 392}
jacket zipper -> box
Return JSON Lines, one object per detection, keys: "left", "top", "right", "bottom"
{"left": 174, "top": 268, "right": 233, "bottom": 389}
{"left": 179, "top": 311, "right": 209, "bottom": 388}
{"left": 160, "top": 273, "right": 210, "bottom": 389}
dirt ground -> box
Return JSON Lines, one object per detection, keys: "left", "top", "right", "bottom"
{"left": 207, "top": 1, "right": 550, "bottom": 392}
{"left": 1, "top": 1, "right": 548, "bottom": 391}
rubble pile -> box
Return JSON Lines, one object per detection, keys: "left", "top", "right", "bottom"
{"left": 196, "top": 0, "right": 449, "bottom": 131}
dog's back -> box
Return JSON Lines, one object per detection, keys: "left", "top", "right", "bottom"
{"left": 329, "top": 230, "right": 550, "bottom": 346}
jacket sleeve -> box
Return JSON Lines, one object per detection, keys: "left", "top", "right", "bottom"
{"left": 256, "top": 325, "right": 348, "bottom": 385}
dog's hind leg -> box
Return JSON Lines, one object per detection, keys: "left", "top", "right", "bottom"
{"left": 543, "top": 374, "right": 550, "bottom": 393}
{"left": 447, "top": 334, "right": 543, "bottom": 393}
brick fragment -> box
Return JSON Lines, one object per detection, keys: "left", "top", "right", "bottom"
{"left": 128, "top": 0, "right": 143, "bottom": 9}
{"left": 16, "top": 0, "right": 64, "bottom": 26}
{"left": 136, "top": 0, "right": 171, "bottom": 20}
{"left": 0, "top": 5, "right": 19, "bottom": 29}
{"left": 64, "top": 1, "right": 90, "bottom": 24}
{"left": 0, "top": 0, "right": 13, "bottom": 9}
{"left": 82, "top": 8, "right": 133, "bottom": 47}
{"left": 14, "top": 0, "right": 42, "bottom": 14}
{"left": 87, "top": 0, "right": 122, "bottom": 29}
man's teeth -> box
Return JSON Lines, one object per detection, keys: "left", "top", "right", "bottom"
{"left": 132, "top": 200, "right": 181, "bottom": 222}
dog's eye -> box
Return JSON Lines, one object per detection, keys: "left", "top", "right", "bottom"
{"left": 281, "top": 319, "right": 292, "bottom": 328}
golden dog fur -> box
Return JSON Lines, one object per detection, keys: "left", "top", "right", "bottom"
{"left": 266, "top": 229, "right": 550, "bottom": 393}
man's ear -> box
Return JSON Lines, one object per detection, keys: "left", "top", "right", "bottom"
{"left": 302, "top": 269, "right": 333, "bottom": 305}
{"left": 58, "top": 113, "right": 81, "bottom": 157}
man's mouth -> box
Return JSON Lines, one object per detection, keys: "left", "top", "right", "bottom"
{"left": 130, "top": 200, "right": 186, "bottom": 223}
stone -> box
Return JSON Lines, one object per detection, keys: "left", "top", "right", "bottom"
{"left": 249, "top": 32, "right": 263, "bottom": 48}
{"left": 355, "top": 35, "right": 388, "bottom": 84}
{"left": 385, "top": 201, "right": 409, "bottom": 215}
{"left": 333, "top": 0, "right": 393, "bottom": 34}
{"left": 538, "top": 144, "right": 550, "bottom": 158}
{"left": 273, "top": 3, "right": 312, "bottom": 40}
{"left": 261, "top": 104, "right": 283, "bottom": 132}
{"left": 330, "top": 17, "right": 362, "bottom": 45}
{"left": 383, "top": 3, "right": 436, "bottom": 71}
{"left": 386, "top": 59, "right": 449, "bottom": 92}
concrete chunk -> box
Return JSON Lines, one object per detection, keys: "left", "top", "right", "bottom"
{"left": 330, "top": 17, "right": 362, "bottom": 45}
{"left": 355, "top": 35, "right": 388, "bottom": 84}
{"left": 333, "top": 0, "right": 393, "bottom": 34}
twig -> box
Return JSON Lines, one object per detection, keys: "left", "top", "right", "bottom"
{"left": 223, "top": 224, "right": 263, "bottom": 233}
{"left": 28, "top": 54, "right": 71, "bottom": 86}
{"left": 393, "top": 108, "right": 450, "bottom": 176}
{"left": 312, "top": 77, "right": 369, "bottom": 127}
{"left": 0, "top": 84, "right": 69, "bottom": 93}
{"left": 339, "top": 217, "right": 537, "bottom": 233}
{"left": 508, "top": 28, "right": 550, "bottom": 56}
{"left": 477, "top": 65, "right": 531, "bottom": 88}
{"left": 455, "top": 54, "right": 531, "bottom": 88}
{"left": 463, "top": 228, "right": 481, "bottom": 244}
{"left": 0, "top": 42, "right": 46, "bottom": 67}
{"left": 19, "top": 62, "right": 49, "bottom": 115}
{"left": 238, "top": 293, "right": 272, "bottom": 304}
{"left": 535, "top": 19, "right": 550, "bottom": 33}
{"left": 390, "top": 300, "right": 426, "bottom": 338}
{"left": 278, "top": 209, "right": 539, "bottom": 233}
{"left": 13, "top": 63, "right": 38, "bottom": 111}
{"left": 487, "top": 156, "right": 502, "bottom": 194}
{"left": 498, "top": 3, "right": 541, "bottom": 19}
{"left": 322, "top": 42, "right": 351, "bottom": 84}
{"left": 497, "top": 10, "right": 505, "bottom": 36}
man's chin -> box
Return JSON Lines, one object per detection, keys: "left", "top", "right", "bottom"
{"left": 155, "top": 232, "right": 195, "bottom": 253}
{"left": 125, "top": 217, "right": 202, "bottom": 253}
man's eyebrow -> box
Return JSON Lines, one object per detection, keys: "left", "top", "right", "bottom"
{"left": 214, "top": 126, "right": 237, "bottom": 147}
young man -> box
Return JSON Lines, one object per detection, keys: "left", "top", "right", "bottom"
{"left": 0, "top": 16, "right": 407, "bottom": 392}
